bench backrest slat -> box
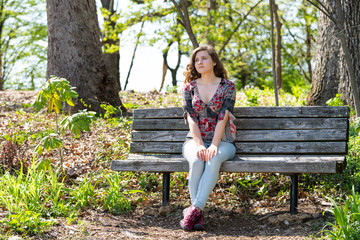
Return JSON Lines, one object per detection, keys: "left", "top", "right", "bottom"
{"left": 132, "top": 129, "right": 348, "bottom": 142}
{"left": 130, "top": 106, "right": 349, "bottom": 156}
{"left": 133, "top": 118, "right": 348, "bottom": 130}
{"left": 133, "top": 106, "right": 349, "bottom": 119}
{"left": 130, "top": 141, "right": 347, "bottom": 154}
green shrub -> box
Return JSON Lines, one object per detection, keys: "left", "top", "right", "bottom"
{"left": 324, "top": 186, "right": 360, "bottom": 240}
{"left": 0, "top": 211, "right": 53, "bottom": 235}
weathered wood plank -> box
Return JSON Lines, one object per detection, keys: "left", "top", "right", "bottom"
{"left": 235, "top": 142, "right": 347, "bottom": 154}
{"left": 133, "top": 106, "right": 349, "bottom": 119}
{"left": 132, "top": 119, "right": 188, "bottom": 130}
{"left": 130, "top": 142, "right": 183, "bottom": 153}
{"left": 235, "top": 118, "right": 348, "bottom": 130}
{"left": 130, "top": 141, "right": 347, "bottom": 154}
{"left": 236, "top": 129, "right": 348, "bottom": 141}
{"left": 127, "top": 154, "right": 346, "bottom": 163}
{"left": 131, "top": 129, "right": 348, "bottom": 142}
{"left": 132, "top": 118, "right": 348, "bottom": 130}
{"left": 111, "top": 157, "right": 343, "bottom": 173}
{"left": 133, "top": 107, "right": 183, "bottom": 119}
{"left": 233, "top": 106, "right": 349, "bottom": 118}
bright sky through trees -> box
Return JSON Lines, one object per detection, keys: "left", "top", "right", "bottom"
{"left": 97, "top": 0, "right": 189, "bottom": 92}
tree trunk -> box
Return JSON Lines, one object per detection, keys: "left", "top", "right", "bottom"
{"left": 273, "top": 1, "right": 282, "bottom": 90}
{"left": 269, "top": 0, "right": 279, "bottom": 106}
{"left": 101, "top": 0, "right": 121, "bottom": 90}
{"left": 306, "top": 0, "right": 360, "bottom": 108}
{"left": 337, "top": 0, "right": 360, "bottom": 109}
{"left": 305, "top": 24, "right": 312, "bottom": 83}
{"left": 306, "top": 0, "right": 340, "bottom": 106}
{"left": 206, "top": 0, "right": 216, "bottom": 46}
{"left": 162, "top": 41, "right": 182, "bottom": 90}
{"left": 0, "top": 53, "right": 3, "bottom": 90}
{"left": 46, "top": 0, "right": 125, "bottom": 113}
{"left": 124, "top": 21, "right": 144, "bottom": 91}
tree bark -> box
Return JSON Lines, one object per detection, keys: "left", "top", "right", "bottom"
{"left": 336, "top": 0, "right": 360, "bottom": 111}
{"left": 0, "top": 53, "right": 2, "bottom": 90}
{"left": 306, "top": 0, "right": 340, "bottom": 106}
{"left": 305, "top": 24, "right": 312, "bottom": 83}
{"left": 306, "top": 0, "right": 360, "bottom": 111}
{"left": 269, "top": 0, "right": 279, "bottom": 106}
{"left": 273, "top": 1, "right": 282, "bottom": 90}
{"left": 46, "top": 0, "right": 125, "bottom": 113}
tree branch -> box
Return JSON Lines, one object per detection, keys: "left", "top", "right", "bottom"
{"left": 170, "top": 0, "right": 198, "bottom": 48}
{"left": 218, "top": 0, "right": 263, "bottom": 56}
{"left": 306, "top": 0, "right": 337, "bottom": 24}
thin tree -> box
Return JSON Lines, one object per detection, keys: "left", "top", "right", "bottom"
{"left": 160, "top": 40, "right": 182, "bottom": 91}
{"left": 273, "top": 1, "right": 282, "bottom": 90}
{"left": 124, "top": 21, "right": 145, "bottom": 91}
{"left": 101, "top": 0, "right": 121, "bottom": 90}
{"left": 269, "top": 0, "right": 279, "bottom": 106}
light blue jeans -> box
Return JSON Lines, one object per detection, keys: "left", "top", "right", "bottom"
{"left": 182, "top": 139, "right": 236, "bottom": 210}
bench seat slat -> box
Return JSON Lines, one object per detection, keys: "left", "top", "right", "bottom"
{"left": 133, "top": 106, "right": 349, "bottom": 119}
{"left": 132, "top": 118, "right": 348, "bottom": 130}
{"left": 132, "top": 129, "right": 348, "bottom": 142}
{"left": 111, "top": 154, "right": 345, "bottom": 173}
{"left": 130, "top": 141, "right": 347, "bottom": 154}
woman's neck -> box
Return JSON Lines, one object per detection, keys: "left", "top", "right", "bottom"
{"left": 198, "top": 72, "right": 219, "bottom": 85}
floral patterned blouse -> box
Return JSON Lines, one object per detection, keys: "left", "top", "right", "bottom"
{"left": 182, "top": 78, "right": 236, "bottom": 143}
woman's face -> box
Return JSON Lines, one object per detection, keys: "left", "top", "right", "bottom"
{"left": 194, "top": 50, "right": 215, "bottom": 75}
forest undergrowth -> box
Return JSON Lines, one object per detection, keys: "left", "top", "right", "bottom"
{"left": 0, "top": 85, "right": 360, "bottom": 239}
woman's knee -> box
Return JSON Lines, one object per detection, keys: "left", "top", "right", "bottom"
{"left": 190, "top": 158, "right": 203, "bottom": 169}
{"left": 217, "top": 142, "right": 236, "bottom": 159}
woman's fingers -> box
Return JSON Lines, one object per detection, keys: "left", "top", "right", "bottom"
{"left": 196, "top": 145, "right": 207, "bottom": 162}
{"left": 196, "top": 145, "right": 219, "bottom": 162}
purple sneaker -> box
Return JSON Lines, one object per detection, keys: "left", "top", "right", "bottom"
{"left": 193, "top": 211, "right": 205, "bottom": 231}
{"left": 180, "top": 206, "right": 202, "bottom": 231}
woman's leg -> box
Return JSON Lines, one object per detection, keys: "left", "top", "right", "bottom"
{"left": 182, "top": 139, "right": 205, "bottom": 205}
{"left": 192, "top": 141, "right": 236, "bottom": 210}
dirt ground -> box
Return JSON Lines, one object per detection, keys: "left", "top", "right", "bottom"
{"left": 43, "top": 198, "right": 332, "bottom": 240}
{"left": 1, "top": 90, "right": 333, "bottom": 239}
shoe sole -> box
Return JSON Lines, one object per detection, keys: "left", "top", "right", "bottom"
{"left": 193, "top": 224, "right": 205, "bottom": 231}
{"left": 180, "top": 220, "right": 191, "bottom": 231}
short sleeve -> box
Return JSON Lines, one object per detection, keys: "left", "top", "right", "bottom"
{"left": 218, "top": 81, "right": 236, "bottom": 121}
{"left": 182, "top": 83, "right": 198, "bottom": 124}
{"left": 218, "top": 81, "right": 236, "bottom": 140}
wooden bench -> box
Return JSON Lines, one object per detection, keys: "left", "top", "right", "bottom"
{"left": 111, "top": 106, "right": 349, "bottom": 214}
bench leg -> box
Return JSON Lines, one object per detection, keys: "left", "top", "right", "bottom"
{"left": 162, "top": 172, "right": 170, "bottom": 206}
{"left": 290, "top": 174, "right": 299, "bottom": 214}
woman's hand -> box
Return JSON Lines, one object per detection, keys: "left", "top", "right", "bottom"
{"left": 205, "top": 144, "right": 218, "bottom": 162}
{"left": 196, "top": 145, "right": 207, "bottom": 162}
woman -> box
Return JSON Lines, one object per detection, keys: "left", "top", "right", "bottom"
{"left": 180, "top": 45, "right": 237, "bottom": 231}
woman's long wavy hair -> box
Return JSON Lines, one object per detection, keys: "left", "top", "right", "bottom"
{"left": 184, "top": 45, "right": 228, "bottom": 84}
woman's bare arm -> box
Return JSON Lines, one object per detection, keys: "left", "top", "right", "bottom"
{"left": 187, "top": 113, "right": 207, "bottom": 161}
